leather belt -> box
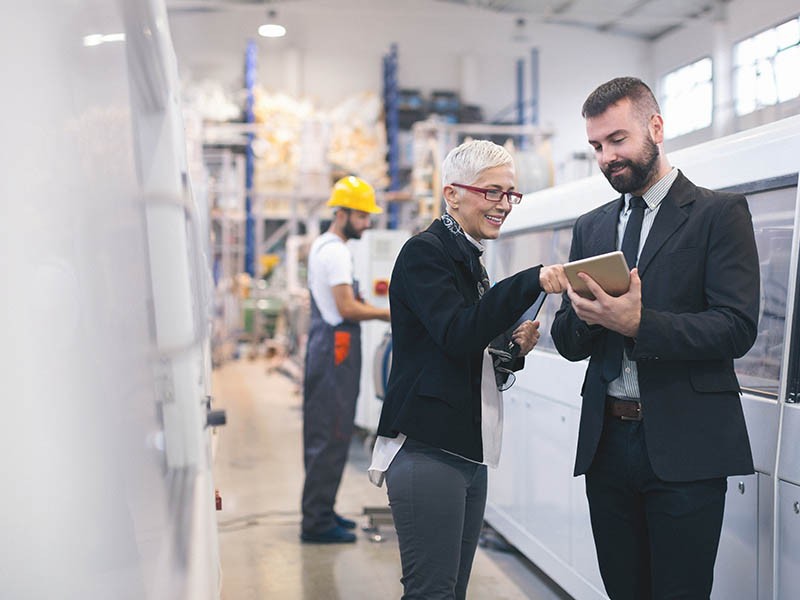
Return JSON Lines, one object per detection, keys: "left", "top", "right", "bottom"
{"left": 606, "top": 396, "right": 642, "bottom": 421}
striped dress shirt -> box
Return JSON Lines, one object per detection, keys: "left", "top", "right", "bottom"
{"left": 607, "top": 167, "right": 679, "bottom": 400}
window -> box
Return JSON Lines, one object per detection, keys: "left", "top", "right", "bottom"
{"left": 729, "top": 176, "right": 798, "bottom": 397}
{"left": 660, "top": 57, "right": 713, "bottom": 139}
{"left": 734, "top": 16, "right": 800, "bottom": 115}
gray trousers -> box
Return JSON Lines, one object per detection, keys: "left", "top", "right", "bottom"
{"left": 385, "top": 438, "right": 488, "bottom": 600}
{"left": 301, "top": 308, "right": 361, "bottom": 534}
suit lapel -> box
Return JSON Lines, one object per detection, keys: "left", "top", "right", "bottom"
{"left": 636, "top": 172, "right": 693, "bottom": 275}
{"left": 593, "top": 198, "right": 624, "bottom": 256}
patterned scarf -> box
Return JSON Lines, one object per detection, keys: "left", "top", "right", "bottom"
{"left": 441, "top": 215, "right": 517, "bottom": 390}
{"left": 440, "top": 214, "right": 490, "bottom": 297}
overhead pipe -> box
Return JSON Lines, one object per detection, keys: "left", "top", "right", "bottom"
{"left": 382, "top": 43, "right": 400, "bottom": 229}
{"left": 244, "top": 40, "right": 257, "bottom": 276}
{"left": 516, "top": 57, "right": 526, "bottom": 149}
{"left": 530, "top": 47, "right": 539, "bottom": 126}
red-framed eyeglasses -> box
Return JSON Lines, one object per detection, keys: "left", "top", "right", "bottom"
{"left": 450, "top": 183, "right": 523, "bottom": 205}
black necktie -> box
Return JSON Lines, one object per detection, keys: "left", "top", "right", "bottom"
{"left": 621, "top": 196, "right": 645, "bottom": 270}
{"left": 602, "top": 196, "right": 645, "bottom": 382}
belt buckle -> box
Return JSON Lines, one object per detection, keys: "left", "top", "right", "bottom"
{"left": 620, "top": 401, "right": 642, "bottom": 421}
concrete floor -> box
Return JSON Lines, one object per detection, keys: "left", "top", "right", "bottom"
{"left": 211, "top": 357, "right": 573, "bottom": 599}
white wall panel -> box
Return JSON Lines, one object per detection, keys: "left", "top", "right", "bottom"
{"left": 0, "top": 2, "right": 219, "bottom": 598}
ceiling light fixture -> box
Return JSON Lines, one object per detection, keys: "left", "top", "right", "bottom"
{"left": 83, "top": 33, "right": 126, "bottom": 47}
{"left": 258, "top": 10, "right": 286, "bottom": 38}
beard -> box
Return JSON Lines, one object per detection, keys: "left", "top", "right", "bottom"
{"left": 602, "top": 135, "right": 660, "bottom": 194}
{"left": 343, "top": 215, "right": 362, "bottom": 240}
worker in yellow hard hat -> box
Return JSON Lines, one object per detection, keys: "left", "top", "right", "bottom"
{"left": 322, "top": 175, "right": 383, "bottom": 246}
{"left": 326, "top": 175, "right": 384, "bottom": 214}
{"left": 300, "top": 175, "right": 389, "bottom": 544}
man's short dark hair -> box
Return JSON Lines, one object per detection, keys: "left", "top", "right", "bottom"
{"left": 581, "top": 77, "right": 661, "bottom": 123}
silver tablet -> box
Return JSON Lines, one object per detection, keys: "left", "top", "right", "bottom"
{"left": 564, "top": 250, "right": 631, "bottom": 299}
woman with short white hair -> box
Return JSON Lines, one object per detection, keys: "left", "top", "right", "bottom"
{"left": 369, "top": 139, "right": 568, "bottom": 599}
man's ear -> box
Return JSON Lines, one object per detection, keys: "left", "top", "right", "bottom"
{"left": 650, "top": 113, "right": 665, "bottom": 144}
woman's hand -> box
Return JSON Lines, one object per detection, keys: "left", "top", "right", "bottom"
{"left": 512, "top": 320, "right": 541, "bottom": 356}
{"left": 539, "top": 264, "right": 569, "bottom": 294}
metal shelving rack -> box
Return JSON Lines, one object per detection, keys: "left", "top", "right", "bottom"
{"left": 204, "top": 149, "right": 246, "bottom": 366}
{"left": 410, "top": 121, "right": 553, "bottom": 225}
{"left": 382, "top": 43, "right": 401, "bottom": 230}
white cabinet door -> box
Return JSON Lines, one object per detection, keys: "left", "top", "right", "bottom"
{"left": 571, "top": 475, "right": 605, "bottom": 593}
{"left": 524, "top": 395, "right": 575, "bottom": 562}
{"left": 778, "top": 480, "right": 800, "bottom": 600}
{"left": 488, "top": 391, "right": 528, "bottom": 528}
{"left": 711, "top": 473, "right": 759, "bottom": 600}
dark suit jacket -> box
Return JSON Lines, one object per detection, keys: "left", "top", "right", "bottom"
{"left": 376, "top": 219, "right": 544, "bottom": 462}
{"left": 551, "top": 171, "right": 760, "bottom": 481}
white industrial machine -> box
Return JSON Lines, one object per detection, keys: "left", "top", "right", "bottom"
{"left": 349, "top": 229, "right": 409, "bottom": 433}
{"left": 484, "top": 115, "right": 800, "bottom": 600}
{"left": 1, "top": 2, "right": 221, "bottom": 598}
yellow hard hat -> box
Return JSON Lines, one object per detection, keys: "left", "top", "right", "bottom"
{"left": 326, "top": 176, "right": 383, "bottom": 214}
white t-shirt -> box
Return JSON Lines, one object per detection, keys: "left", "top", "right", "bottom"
{"left": 307, "top": 232, "right": 353, "bottom": 326}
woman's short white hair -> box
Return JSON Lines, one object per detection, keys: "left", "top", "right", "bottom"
{"left": 441, "top": 139, "right": 514, "bottom": 187}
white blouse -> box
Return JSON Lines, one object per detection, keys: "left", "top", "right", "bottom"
{"left": 367, "top": 349, "right": 504, "bottom": 487}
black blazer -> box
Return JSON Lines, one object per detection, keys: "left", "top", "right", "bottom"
{"left": 551, "top": 171, "right": 760, "bottom": 481}
{"left": 376, "top": 219, "right": 544, "bottom": 462}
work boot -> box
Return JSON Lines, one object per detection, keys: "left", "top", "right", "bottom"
{"left": 334, "top": 513, "right": 357, "bottom": 530}
{"left": 300, "top": 525, "right": 356, "bottom": 544}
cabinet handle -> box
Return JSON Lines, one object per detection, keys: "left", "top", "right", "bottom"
{"left": 794, "top": 501, "right": 799, "bottom": 515}
{"left": 738, "top": 482, "right": 745, "bottom": 495}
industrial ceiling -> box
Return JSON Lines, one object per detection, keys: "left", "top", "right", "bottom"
{"left": 165, "top": 0, "right": 728, "bottom": 41}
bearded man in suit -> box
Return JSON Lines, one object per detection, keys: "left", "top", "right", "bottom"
{"left": 551, "top": 77, "right": 760, "bottom": 600}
